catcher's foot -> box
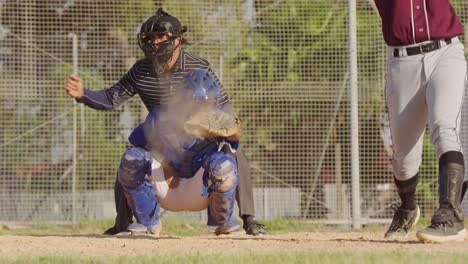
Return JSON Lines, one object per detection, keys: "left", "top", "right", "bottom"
{"left": 215, "top": 225, "right": 244, "bottom": 236}
{"left": 384, "top": 204, "right": 420, "bottom": 239}
{"left": 416, "top": 207, "right": 466, "bottom": 243}
{"left": 243, "top": 215, "right": 268, "bottom": 236}
{"left": 209, "top": 222, "right": 245, "bottom": 236}
{"left": 123, "top": 222, "right": 161, "bottom": 237}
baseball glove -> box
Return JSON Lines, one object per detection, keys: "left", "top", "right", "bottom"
{"left": 183, "top": 108, "right": 241, "bottom": 138}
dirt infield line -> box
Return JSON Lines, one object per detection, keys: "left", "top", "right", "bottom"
{"left": 1, "top": 232, "right": 467, "bottom": 257}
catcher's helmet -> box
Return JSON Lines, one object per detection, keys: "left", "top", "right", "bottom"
{"left": 184, "top": 69, "right": 221, "bottom": 102}
{"left": 138, "top": 8, "right": 187, "bottom": 73}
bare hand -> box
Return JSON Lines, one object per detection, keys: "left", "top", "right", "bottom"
{"left": 65, "top": 74, "right": 84, "bottom": 99}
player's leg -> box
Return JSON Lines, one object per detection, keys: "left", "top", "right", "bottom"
{"left": 416, "top": 41, "right": 467, "bottom": 243}
{"left": 114, "top": 179, "right": 133, "bottom": 231}
{"left": 117, "top": 147, "right": 161, "bottom": 235}
{"left": 233, "top": 146, "right": 267, "bottom": 235}
{"left": 203, "top": 151, "right": 244, "bottom": 235}
{"left": 235, "top": 147, "right": 254, "bottom": 214}
{"left": 384, "top": 53, "right": 427, "bottom": 238}
{"left": 103, "top": 177, "right": 133, "bottom": 235}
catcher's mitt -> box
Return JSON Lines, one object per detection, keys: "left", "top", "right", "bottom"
{"left": 184, "top": 108, "right": 241, "bottom": 138}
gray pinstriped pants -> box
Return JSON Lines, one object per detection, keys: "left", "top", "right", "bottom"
{"left": 385, "top": 38, "right": 467, "bottom": 180}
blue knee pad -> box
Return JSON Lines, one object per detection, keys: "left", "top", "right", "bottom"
{"left": 117, "top": 148, "right": 159, "bottom": 229}
{"left": 202, "top": 151, "right": 240, "bottom": 230}
{"left": 118, "top": 147, "right": 152, "bottom": 188}
{"left": 124, "top": 181, "right": 160, "bottom": 229}
{"left": 202, "top": 151, "right": 239, "bottom": 193}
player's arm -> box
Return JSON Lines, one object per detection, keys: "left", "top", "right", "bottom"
{"left": 373, "top": 0, "right": 384, "bottom": 18}
{"left": 65, "top": 74, "right": 134, "bottom": 110}
{"left": 65, "top": 62, "right": 141, "bottom": 110}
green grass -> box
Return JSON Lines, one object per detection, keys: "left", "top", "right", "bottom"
{"left": 0, "top": 218, "right": 327, "bottom": 236}
{"left": 1, "top": 252, "right": 468, "bottom": 264}
{"left": 0, "top": 219, "right": 115, "bottom": 236}
{"left": 1, "top": 217, "right": 466, "bottom": 236}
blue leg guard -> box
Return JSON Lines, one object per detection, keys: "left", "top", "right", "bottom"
{"left": 117, "top": 147, "right": 160, "bottom": 233}
{"left": 203, "top": 151, "right": 243, "bottom": 235}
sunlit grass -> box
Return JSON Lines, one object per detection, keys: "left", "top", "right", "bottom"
{"left": 0, "top": 217, "right": 467, "bottom": 236}
{"left": 2, "top": 252, "right": 468, "bottom": 264}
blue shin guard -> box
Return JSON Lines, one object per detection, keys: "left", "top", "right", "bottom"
{"left": 117, "top": 147, "right": 160, "bottom": 233}
{"left": 203, "top": 151, "right": 243, "bottom": 235}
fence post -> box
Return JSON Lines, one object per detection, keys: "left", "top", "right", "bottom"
{"left": 69, "top": 33, "right": 78, "bottom": 226}
{"left": 348, "top": 0, "right": 362, "bottom": 229}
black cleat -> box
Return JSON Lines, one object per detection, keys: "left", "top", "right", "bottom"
{"left": 103, "top": 226, "right": 118, "bottom": 235}
{"left": 384, "top": 204, "right": 420, "bottom": 239}
{"left": 243, "top": 216, "right": 268, "bottom": 236}
{"left": 416, "top": 207, "right": 466, "bottom": 243}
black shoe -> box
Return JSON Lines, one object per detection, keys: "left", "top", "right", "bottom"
{"left": 416, "top": 207, "right": 466, "bottom": 243}
{"left": 243, "top": 216, "right": 268, "bottom": 236}
{"left": 384, "top": 204, "right": 420, "bottom": 239}
{"left": 103, "top": 226, "right": 118, "bottom": 235}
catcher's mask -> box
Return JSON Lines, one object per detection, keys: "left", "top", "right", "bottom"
{"left": 138, "top": 8, "right": 187, "bottom": 73}
{"left": 184, "top": 69, "right": 221, "bottom": 103}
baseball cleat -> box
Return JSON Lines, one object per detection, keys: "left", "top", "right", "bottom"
{"left": 416, "top": 207, "right": 466, "bottom": 243}
{"left": 103, "top": 226, "right": 119, "bottom": 235}
{"left": 115, "top": 230, "right": 132, "bottom": 236}
{"left": 209, "top": 222, "right": 245, "bottom": 236}
{"left": 384, "top": 204, "right": 420, "bottom": 239}
{"left": 416, "top": 228, "right": 466, "bottom": 243}
{"left": 215, "top": 226, "right": 245, "bottom": 236}
{"left": 243, "top": 216, "right": 268, "bottom": 236}
{"left": 125, "top": 222, "right": 162, "bottom": 237}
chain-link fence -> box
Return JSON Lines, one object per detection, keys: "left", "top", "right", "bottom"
{"left": 1, "top": 0, "right": 468, "bottom": 226}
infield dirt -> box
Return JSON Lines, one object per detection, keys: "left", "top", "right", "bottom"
{"left": 1, "top": 232, "right": 467, "bottom": 257}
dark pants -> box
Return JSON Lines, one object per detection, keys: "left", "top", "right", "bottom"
{"left": 112, "top": 146, "right": 255, "bottom": 232}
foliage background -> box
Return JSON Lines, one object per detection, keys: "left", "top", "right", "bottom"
{"left": 1, "top": 0, "right": 468, "bottom": 222}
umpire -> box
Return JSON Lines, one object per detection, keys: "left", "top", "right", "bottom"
{"left": 65, "top": 8, "right": 266, "bottom": 236}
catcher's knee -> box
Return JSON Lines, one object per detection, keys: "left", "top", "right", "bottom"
{"left": 203, "top": 151, "right": 239, "bottom": 193}
{"left": 117, "top": 147, "right": 152, "bottom": 189}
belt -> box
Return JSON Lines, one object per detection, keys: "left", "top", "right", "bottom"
{"left": 393, "top": 39, "right": 452, "bottom": 57}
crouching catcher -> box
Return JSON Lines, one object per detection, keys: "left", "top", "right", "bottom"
{"left": 117, "top": 69, "right": 244, "bottom": 236}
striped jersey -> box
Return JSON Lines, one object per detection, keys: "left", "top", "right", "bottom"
{"left": 78, "top": 49, "right": 229, "bottom": 111}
